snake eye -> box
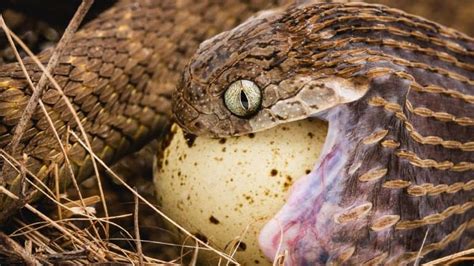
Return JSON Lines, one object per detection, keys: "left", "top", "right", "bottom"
{"left": 224, "top": 80, "right": 261, "bottom": 117}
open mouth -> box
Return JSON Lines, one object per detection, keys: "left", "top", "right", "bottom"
{"left": 258, "top": 114, "right": 348, "bottom": 264}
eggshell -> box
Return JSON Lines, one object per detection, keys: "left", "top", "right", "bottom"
{"left": 154, "top": 119, "right": 327, "bottom": 265}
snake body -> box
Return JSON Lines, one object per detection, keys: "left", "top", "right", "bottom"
{"left": 174, "top": 2, "right": 474, "bottom": 264}
{"left": 0, "top": 0, "right": 281, "bottom": 205}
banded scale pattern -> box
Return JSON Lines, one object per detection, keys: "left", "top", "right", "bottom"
{"left": 0, "top": 0, "right": 284, "bottom": 211}
{"left": 174, "top": 2, "right": 474, "bottom": 264}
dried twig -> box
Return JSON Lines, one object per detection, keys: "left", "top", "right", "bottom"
{"left": 45, "top": 249, "right": 89, "bottom": 263}
{"left": 134, "top": 189, "right": 144, "bottom": 266}
{"left": 53, "top": 164, "right": 62, "bottom": 221}
{"left": 272, "top": 219, "right": 286, "bottom": 266}
{"left": 0, "top": 231, "right": 40, "bottom": 265}
{"left": 414, "top": 228, "right": 430, "bottom": 266}
{"left": 424, "top": 248, "right": 474, "bottom": 265}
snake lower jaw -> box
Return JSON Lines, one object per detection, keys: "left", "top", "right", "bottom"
{"left": 258, "top": 114, "right": 350, "bottom": 264}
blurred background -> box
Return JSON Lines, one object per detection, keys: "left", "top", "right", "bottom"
{"left": 367, "top": 0, "right": 474, "bottom": 35}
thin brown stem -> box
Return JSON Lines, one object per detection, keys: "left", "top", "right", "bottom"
{"left": 54, "top": 164, "right": 62, "bottom": 221}
{"left": 424, "top": 248, "right": 474, "bottom": 265}
{"left": 0, "top": 231, "right": 40, "bottom": 265}
{"left": 134, "top": 188, "right": 144, "bottom": 266}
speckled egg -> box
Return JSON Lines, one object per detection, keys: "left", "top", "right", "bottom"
{"left": 154, "top": 119, "right": 327, "bottom": 265}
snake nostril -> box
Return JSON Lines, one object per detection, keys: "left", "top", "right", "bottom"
{"left": 193, "top": 120, "right": 204, "bottom": 129}
{"left": 216, "top": 120, "right": 231, "bottom": 132}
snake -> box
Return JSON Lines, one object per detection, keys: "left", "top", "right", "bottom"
{"left": 173, "top": 1, "right": 474, "bottom": 265}
{"left": 0, "top": 0, "right": 472, "bottom": 264}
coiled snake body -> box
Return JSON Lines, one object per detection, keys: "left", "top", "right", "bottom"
{"left": 0, "top": 0, "right": 279, "bottom": 204}
{"left": 0, "top": 0, "right": 473, "bottom": 264}
{"left": 174, "top": 1, "right": 474, "bottom": 265}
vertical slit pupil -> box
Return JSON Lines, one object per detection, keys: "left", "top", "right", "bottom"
{"left": 240, "top": 90, "right": 249, "bottom": 110}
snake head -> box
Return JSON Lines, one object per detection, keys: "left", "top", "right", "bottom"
{"left": 173, "top": 4, "right": 368, "bottom": 137}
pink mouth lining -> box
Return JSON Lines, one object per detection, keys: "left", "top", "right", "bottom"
{"left": 258, "top": 117, "right": 351, "bottom": 265}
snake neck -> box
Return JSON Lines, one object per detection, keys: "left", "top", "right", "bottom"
{"left": 280, "top": 2, "right": 474, "bottom": 93}
{"left": 257, "top": 3, "right": 474, "bottom": 265}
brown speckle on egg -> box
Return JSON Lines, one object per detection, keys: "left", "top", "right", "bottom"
{"left": 244, "top": 194, "right": 255, "bottom": 204}
{"left": 236, "top": 242, "right": 247, "bottom": 251}
{"left": 209, "top": 215, "right": 220, "bottom": 224}
{"left": 283, "top": 176, "right": 294, "bottom": 191}
{"left": 194, "top": 233, "right": 208, "bottom": 243}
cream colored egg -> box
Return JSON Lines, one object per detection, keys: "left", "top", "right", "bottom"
{"left": 154, "top": 119, "right": 327, "bottom": 265}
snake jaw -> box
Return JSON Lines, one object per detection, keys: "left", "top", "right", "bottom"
{"left": 248, "top": 76, "right": 369, "bottom": 133}
{"left": 258, "top": 108, "right": 355, "bottom": 264}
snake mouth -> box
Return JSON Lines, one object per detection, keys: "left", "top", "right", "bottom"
{"left": 258, "top": 111, "right": 349, "bottom": 264}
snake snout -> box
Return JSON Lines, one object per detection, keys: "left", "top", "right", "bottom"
{"left": 173, "top": 65, "right": 218, "bottom": 134}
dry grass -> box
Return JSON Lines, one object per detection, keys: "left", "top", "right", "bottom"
{"left": 0, "top": 3, "right": 239, "bottom": 265}
{"left": 0, "top": 1, "right": 472, "bottom": 265}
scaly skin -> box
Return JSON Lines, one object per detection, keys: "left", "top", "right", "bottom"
{"left": 0, "top": 0, "right": 284, "bottom": 212}
{"left": 174, "top": 2, "right": 474, "bottom": 264}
